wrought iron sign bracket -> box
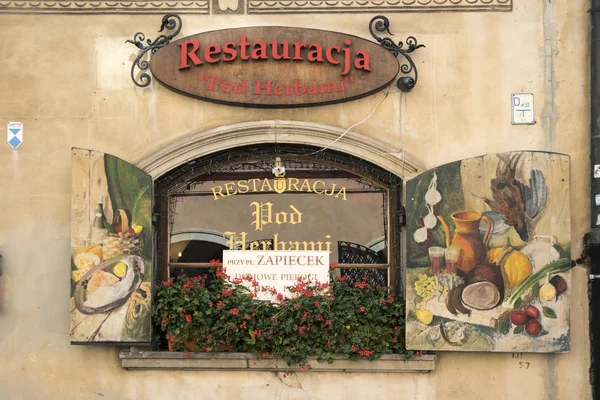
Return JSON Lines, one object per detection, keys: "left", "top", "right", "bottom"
{"left": 369, "top": 15, "right": 425, "bottom": 92}
{"left": 126, "top": 14, "right": 182, "bottom": 87}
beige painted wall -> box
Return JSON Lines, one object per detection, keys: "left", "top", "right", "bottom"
{"left": 0, "top": 1, "right": 592, "bottom": 399}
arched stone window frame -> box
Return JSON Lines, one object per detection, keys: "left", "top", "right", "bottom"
{"left": 139, "top": 120, "right": 424, "bottom": 296}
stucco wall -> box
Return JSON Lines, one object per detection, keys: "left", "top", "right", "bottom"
{"left": 0, "top": 1, "right": 593, "bottom": 399}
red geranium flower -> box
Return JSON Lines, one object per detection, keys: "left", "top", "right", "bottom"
{"left": 359, "top": 349, "right": 374, "bottom": 357}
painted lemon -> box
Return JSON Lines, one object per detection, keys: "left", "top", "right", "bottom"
{"left": 133, "top": 224, "right": 143, "bottom": 234}
{"left": 72, "top": 265, "right": 92, "bottom": 282}
{"left": 416, "top": 309, "right": 434, "bottom": 325}
{"left": 113, "top": 262, "right": 127, "bottom": 278}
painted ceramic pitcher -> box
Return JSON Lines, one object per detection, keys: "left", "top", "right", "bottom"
{"left": 437, "top": 211, "right": 492, "bottom": 275}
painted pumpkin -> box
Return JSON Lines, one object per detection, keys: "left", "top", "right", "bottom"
{"left": 486, "top": 247, "right": 533, "bottom": 288}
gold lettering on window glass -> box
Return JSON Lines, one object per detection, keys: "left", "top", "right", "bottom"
{"left": 251, "top": 202, "right": 303, "bottom": 231}
{"left": 211, "top": 178, "right": 348, "bottom": 200}
{"left": 217, "top": 178, "right": 349, "bottom": 253}
{"left": 225, "top": 231, "right": 332, "bottom": 253}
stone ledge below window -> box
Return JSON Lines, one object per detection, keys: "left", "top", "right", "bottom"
{"left": 120, "top": 349, "right": 436, "bottom": 373}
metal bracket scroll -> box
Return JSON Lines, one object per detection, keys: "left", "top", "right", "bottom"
{"left": 369, "top": 15, "right": 425, "bottom": 92}
{"left": 126, "top": 14, "right": 183, "bottom": 87}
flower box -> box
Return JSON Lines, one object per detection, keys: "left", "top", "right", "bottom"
{"left": 155, "top": 262, "right": 410, "bottom": 369}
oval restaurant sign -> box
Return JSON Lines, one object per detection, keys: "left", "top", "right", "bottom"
{"left": 149, "top": 27, "right": 399, "bottom": 108}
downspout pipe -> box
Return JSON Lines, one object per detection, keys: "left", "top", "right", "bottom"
{"left": 589, "top": 1, "right": 600, "bottom": 246}
{"left": 589, "top": 3, "right": 600, "bottom": 400}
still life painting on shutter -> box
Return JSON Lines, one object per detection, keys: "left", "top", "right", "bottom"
{"left": 70, "top": 149, "right": 153, "bottom": 344}
{"left": 405, "top": 151, "right": 571, "bottom": 352}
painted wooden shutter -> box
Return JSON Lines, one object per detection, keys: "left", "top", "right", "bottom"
{"left": 70, "top": 148, "right": 153, "bottom": 344}
{"left": 404, "top": 151, "right": 571, "bottom": 352}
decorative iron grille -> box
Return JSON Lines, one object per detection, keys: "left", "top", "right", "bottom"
{"left": 338, "top": 241, "right": 388, "bottom": 287}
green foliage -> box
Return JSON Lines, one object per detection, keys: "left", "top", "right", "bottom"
{"left": 104, "top": 153, "right": 153, "bottom": 263}
{"left": 154, "top": 263, "right": 410, "bottom": 368}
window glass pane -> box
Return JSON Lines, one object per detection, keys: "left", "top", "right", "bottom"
{"left": 169, "top": 169, "right": 388, "bottom": 267}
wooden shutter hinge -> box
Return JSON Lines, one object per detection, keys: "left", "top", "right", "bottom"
{"left": 399, "top": 205, "right": 406, "bottom": 227}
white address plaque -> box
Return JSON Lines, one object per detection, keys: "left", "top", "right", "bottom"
{"left": 511, "top": 93, "right": 535, "bottom": 125}
{"left": 223, "top": 250, "right": 330, "bottom": 300}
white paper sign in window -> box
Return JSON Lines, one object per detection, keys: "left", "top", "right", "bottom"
{"left": 223, "top": 250, "right": 329, "bottom": 301}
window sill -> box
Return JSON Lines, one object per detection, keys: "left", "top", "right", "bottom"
{"left": 119, "top": 349, "right": 436, "bottom": 373}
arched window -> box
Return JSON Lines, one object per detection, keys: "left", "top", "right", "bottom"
{"left": 154, "top": 143, "right": 404, "bottom": 294}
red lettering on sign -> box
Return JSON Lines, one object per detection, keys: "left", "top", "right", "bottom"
{"left": 294, "top": 80, "right": 306, "bottom": 95}
{"left": 341, "top": 40, "right": 351, "bottom": 75}
{"left": 293, "top": 42, "right": 306, "bottom": 60}
{"left": 271, "top": 41, "right": 291, "bottom": 60}
{"left": 326, "top": 46, "right": 340, "bottom": 65}
{"left": 177, "top": 36, "right": 371, "bottom": 76}
{"left": 251, "top": 41, "right": 268, "bottom": 60}
{"left": 355, "top": 51, "right": 371, "bottom": 72}
{"left": 307, "top": 43, "right": 324, "bottom": 62}
{"left": 208, "top": 76, "right": 222, "bottom": 90}
{"left": 205, "top": 44, "right": 221, "bottom": 63}
{"left": 240, "top": 36, "right": 250, "bottom": 61}
{"left": 255, "top": 80, "right": 272, "bottom": 95}
{"left": 222, "top": 41, "right": 238, "bottom": 61}
{"left": 179, "top": 40, "right": 202, "bottom": 69}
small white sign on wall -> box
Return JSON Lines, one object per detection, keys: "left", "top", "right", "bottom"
{"left": 223, "top": 250, "right": 330, "bottom": 301}
{"left": 7, "top": 122, "right": 23, "bottom": 149}
{"left": 512, "top": 93, "right": 535, "bottom": 125}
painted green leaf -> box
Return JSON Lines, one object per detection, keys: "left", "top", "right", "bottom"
{"left": 105, "top": 154, "right": 151, "bottom": 214}
{"left": 103, "top": 152, "right": 153, "bottom": 278}
{"left": 542, "top": 306, "right": 557, "bottom": 319}
{"left": 495, "top": 318, "right": 510, "bottom": 335}
{"left": 513, "top": 325, "right": 524, "bottom": 334}
{"left": 531, "top": 283, "right": 540, "bottom": 298}
{"left": 514, "top": 297, "right": 522, "bottom": 309}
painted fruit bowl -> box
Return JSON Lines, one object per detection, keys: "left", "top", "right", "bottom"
{"left": 73, "top": 255, "right": 146, "bottom": 315}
